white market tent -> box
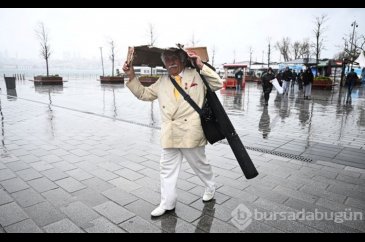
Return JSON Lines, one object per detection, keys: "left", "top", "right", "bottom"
{"left": 354, "top": 52, "right": 365, "bottom": 68}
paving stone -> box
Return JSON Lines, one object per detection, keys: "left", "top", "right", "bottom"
{"left": 120, "top": 216, "right": 161, "bottom": 233}
{"left": 135, "top": 176, "right": 160, "bottom": 192}
{"left": 175, "top": 188, "right": 200, "bottom": 205}
{"left": 174, "top": 202, "right": 203, "bottom": 223}
{"left": 82, "top": 177, "right": 115, "bottom": 193}
{"left": 284, "top": 197, "right": 363, "bottom": 233}
{"left": 0, "top": 169, "right": 16, "bottom": 181}
{"left": 1, "top": 177, "right": 29, "bottom": 193}
{"left": 114, "top": 168, "right": 144, "bottom": 181}
{"left": 66, "top": 168, "right": 93, "bottom": 181}
{"left": 253, "top": 198, "right": 323, "bottom": 233}
{"left": 4, "top": 219, "right": 43, "bottom": 233}
{"left": 89, "top": 168, "right": 119, "bottom": 181}
{"left": 41, "top": 188, "right": 74, "bottom": 208}
{"left": 84, "top": 217, "right": 126, "bottom": 233}
{"left": 97, "top": 162, "right": 123, "bottom": 172}
{"left": 72, "top": 188, "right": 109, "bottom": 207}
{"left": 18, "top": 154, "right": 41, "bottom": 164}
{"left": 41, "top": 168, "right": 69, "bottom": 181}
{"left": 55, "top": 177, "right": 87, "bottom": 193}
{"left": 190, "top": 199, "right": 235, "bottom": 222}
{"left": 140, "top": 160, "right": 160, "bottom": 171}
{"left": 109, "top": 177, "right": 142, "bottom": 192}
{"left": 28, "top": 177, "right": 58, "bottom": 193}
{"left": 125, "top": 199, "right": 157, "bottom": 222}
{"left": 30, "top": 161, "right": 53, "bottom": 172}
{"left": 130, "top": 187, "right": 161, "bottom": 205}
{"left": 24, "top": 202, "right": 66, "bottom": 227}
{"left": 16, "top": 168, "right": 43, "bottom": 181}
{"left": 43, "top": 218, "right": 84, "bottom": 233}
{"left": 93, "top": 201, "right": 135, "bottom": 224}
{"left": 0, "top": 202, "right": 29, "bottom": 227}
{"left": 299, "top": 184, "right": 347, "bottom": 204}
{"left": 40, "top": 154, "right": 63, "bottom": 164}
{"left": 60, "top": 201, "right": 100, "bottom": 227}
{"left": 12, "top": 188, "right": 45, "bottom": 207}
{"left": 345, "top": 197, "right": 365, "bottom": 211}
{"left": 120, "top": 161, "right": 145, "bottom": 171}
{"left": 69, "top": 149, "right": 90, "bottom": 157}
{"left": 61, "top": 154, "right": 85, "bottom": 164}
{"left": 217, "top": 185, "right": 258, "bottom": 203}
{"left": 193, "top": 215, "right": 239, "bottom": 233}
{"left": 6, "top": 160, "right": 30, "bottom": 172}
{"left": 0, "top": 189, "right": 13, "bottom": 205}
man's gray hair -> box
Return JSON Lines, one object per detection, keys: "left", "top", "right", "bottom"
{"left": 161, "top": 49, "right": 187, "bottom": 66}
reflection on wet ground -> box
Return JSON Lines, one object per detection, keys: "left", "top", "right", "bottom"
{"left": 0, "top": 78, "right": 364, "bottom": 168}
{"left": 1, "top": 78, "right": 365, "bottom": 233}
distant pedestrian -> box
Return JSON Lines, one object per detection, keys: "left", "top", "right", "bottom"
{"left": 291, "top": 70, "right": 297, "bottom": 88}
{"left": 282, "top": 67, "right": 292, "bottom": 95}
{"left": 261, "top": 67, "right": 275, "bottom": 106}
{"left": 346, "top": 68, "right": 359, "bottom": 102}
{"left": 276, "top": 70, "right": 283, "bottom": 87}
{"left": 235, "top": 68, "right": 243, "bottom": 91}
{"left": 302, "top": 66, "right": 314, "bottom": 100}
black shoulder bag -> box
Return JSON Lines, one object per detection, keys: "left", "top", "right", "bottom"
{"left": 169, "top": 76, "right": 225, "bottom": 144}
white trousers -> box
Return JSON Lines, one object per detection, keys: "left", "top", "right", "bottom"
{"left": 304, "top": 83, "right": 312, "bottom": 97}
{"left": 159, "top": 146, "right": 215, "bottom": 210}
{"left": 282, "top": 81, "right": 290, "bottom": 94}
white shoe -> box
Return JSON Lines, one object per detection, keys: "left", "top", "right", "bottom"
{"left": 202, "top": 187, "right": 215, "bottom": 202}
{"left": 150, "top": 206, "right": 174, "bottom": 217}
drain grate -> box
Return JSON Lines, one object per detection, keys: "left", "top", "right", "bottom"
{"left": 218, "top": 140, "right": 312, "bottom": 162}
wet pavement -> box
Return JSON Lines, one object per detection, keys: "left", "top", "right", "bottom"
{"left": 0, "top": 77, "right": 365, "bottom": 233}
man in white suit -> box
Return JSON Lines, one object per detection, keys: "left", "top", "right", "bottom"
{"left": 122, "top": 47, "right": 223, "bottom": 217}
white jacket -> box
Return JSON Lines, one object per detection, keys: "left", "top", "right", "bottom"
{"left": 126, "top": 65, "right": 223, "bottom": 148}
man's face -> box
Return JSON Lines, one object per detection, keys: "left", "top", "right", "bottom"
{"left": 163, "top": 52, "right": 184, "bottom": 76}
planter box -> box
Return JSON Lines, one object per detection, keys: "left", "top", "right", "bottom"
{"left": 139, "top": 76, "right": 159, "bottom": 86}
{"left": 312, "top": 79, "right": 335, "bottom": 90}
{"left": 4, "top": 77, "right": 16, "bottom": 89}
{"left": 100, "top": 76, "right": 124, "bottom": 84}
{"left": 34, "top": 76, "right": 63, "bottom": 85}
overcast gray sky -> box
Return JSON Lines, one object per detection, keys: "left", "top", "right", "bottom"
{"left": 1, "top": 8, "right": 365, "bottom": 67}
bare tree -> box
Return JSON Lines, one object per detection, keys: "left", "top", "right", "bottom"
{"left": 312, "top": 14, "right": 328, "bottom": 76}
{"left": 109, "top": 40, "right": 115, "bottom": 77}
{"left": 299, "top": 39, "right": 311, "bottom": 59}
{"left": 292, "top": 41, "right": 301, "bottom": 60}
{"left": 35, "top": 22, "right": 51, "bottom": 76}
{"left": 275, "top": 37, "right": 291, "bottom": 62}
{"left": 147, "top": 23, "right": 157, "bottom": 46}
{"left": 340, "top": 31, "right": 365, "bottom": 63}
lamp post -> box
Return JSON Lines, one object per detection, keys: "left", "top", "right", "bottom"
{"left": 349, "top": 20, "right": 358, "bottom": 70}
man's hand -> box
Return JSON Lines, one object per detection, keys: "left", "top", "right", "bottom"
{"left": 186, "top": 50, "right": 204, "bottom": 70}
{"left": 122, "top": 61, "right": 135, "bottom": 80}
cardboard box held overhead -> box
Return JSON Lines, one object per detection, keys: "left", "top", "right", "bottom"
{"left": 126, "top": 45, "right": 209, "bottom": 68}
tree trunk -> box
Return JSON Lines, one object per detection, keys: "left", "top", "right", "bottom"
{"left": 112, "top": 59, "right": 114, "bottom": 77}
{"left": 46, "top": 58, "right": 49, "bottom": 77}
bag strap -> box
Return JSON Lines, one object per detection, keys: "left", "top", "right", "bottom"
{"left": 169, "top": 76, "right": 203, "bottom": 116}
{"left": 194, "top": 62, "right": 214, "bottom": 94}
